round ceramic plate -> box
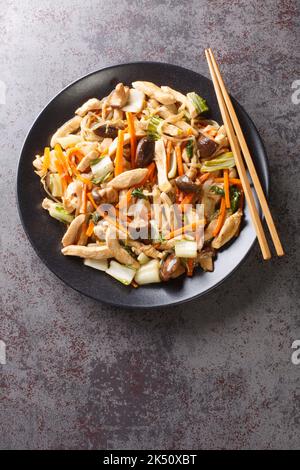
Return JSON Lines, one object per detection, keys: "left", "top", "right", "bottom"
{"left": 17, "top": 62, "right": 269, "bottom": 309}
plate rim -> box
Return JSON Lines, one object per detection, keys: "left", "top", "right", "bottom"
{"left": 17, "top": 61, "right": 270, "bottom": 309}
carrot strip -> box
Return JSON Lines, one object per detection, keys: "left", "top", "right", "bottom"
{"left": 54, "top": 160, "right": 67, "bottom": 192}
{"left": 77, "top": 174, "right": 92, "bottom": 190}
{"left": 115, "top": 129, "right": 124, "bottom": 176}
{"left": 212, "top": 197, "right": 226, "bottom": 237}
{"left": 86, "top": 220, "right": 95, "bottom": 237}
{"left": 166, "top": 221, "right": 204, "bottom": 240}
{"left": 176, "top": 145, "right": 184, "bottom": 176}
{"left": 68, "top": 148, "right": 84, "bottom": 163}
{"left": 186, "top": 259, "right": 194, "bottom": 277}
{"left": 199, "top": 172, "right": 211, "bottom": 183}
{"left": 214, "top": 177, "right": 243, "bottom": 188}
{"left": 166, "top": 140, "right": 172, "bottom": 173}
{"left": 42, "top": 147, "right": 51, "bottom": 174}
{"left": 223, "top": 169, "right": 230, "bottom": 208}
{"left": 180, "top": 193, "right": 194, "bottom": 210}
{"left": 138, "top": 162, "right": 156, "bottom": 186}
{"left": 80, "top": 184, "right": 87, "bottom": 214}
{"left": 126, "top": 112, "right": 136, "bottom": 169}
{"left": 87, "top": 192, "right": 98, "bottom": 210}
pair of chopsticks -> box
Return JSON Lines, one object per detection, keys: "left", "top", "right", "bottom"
{"left": 205, "top": 48, "right": 284, "bottom": 260}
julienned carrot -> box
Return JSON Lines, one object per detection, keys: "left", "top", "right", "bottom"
{"left": 186, "top": 258, "right": 194, "bottom": 277}
{"left": 54, "top": 160, "right": 67, "bottom": 192}
{"left": 42, "top": 147, "right": 50, "bottom": 174}
{"left": 87, "top": 192, "right": 98, "bottom": 210}
{"left": 77, "top": 174, "right": 92, "bottom": 189}
{"left": 86, "top": 220, "right": 95, "bottom": 237}
{"left": 166, "top": 220, "right": 203, "bottom": 240}
{"left": 176, "top": 145, "right": 184, "bottom": 176}
{"left": 199, "top": 172, "right": 211, "bottom": 183}
{"left": 139, "top": 162, "right": 156, "bottom": 186}
{"left": 166, "top": 140, "right": 172, "bottom": 172}
{"left": 223, "top": 169, "right": 230, "bottom": 208}
{"left": 126, "top": 112, "right": 136, "bottom": 169}
{"left": 80, "top": 184, "right": 87, "bottom": 214}
{"left": 214, "top": 177, "right": 243, "bottom": 188}
{"left": 180, "top": 193, "right": 194, "bottom": 209}
{"left": 115, "top": 129, "right": 124, "bottom": 176}
{"left": 213, "top": 197, "right": 226, "bottom": 237}
{"left": 68, "top": 148, "right": 84, "bottom": 163}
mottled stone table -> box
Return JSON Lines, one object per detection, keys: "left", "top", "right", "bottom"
{"left": 0, "top": 0, "right": 299, "bottom": 449}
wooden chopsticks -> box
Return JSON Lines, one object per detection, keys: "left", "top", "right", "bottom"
{"left": 205, "top": 48, "right": 284, "bottom": 259}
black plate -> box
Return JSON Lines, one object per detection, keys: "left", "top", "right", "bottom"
{"left": 17, "top": 62, "right": 269, "bottom": 309}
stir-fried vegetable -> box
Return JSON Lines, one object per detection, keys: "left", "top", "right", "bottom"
{"left": 106, "top": 260, "right": 136, "bottom": 285}
{"left": 175, "top": 240, "right": 198, "bottom": 258}
{"left": 147, "top": 116, "right": 163, "bottom": 140}
{"left": 187, "top": 92, "right": 209, "bottom": 115}
{"left": 34, "top": 79, "right": 244, "bottom": 287}
{"left": 201, "top": 152, "right": 235, "bottom": 172}
{"left": 134, "top": 259, "right": 161, "bottom": 285}
{"left": 49, "top": 204, "right": 74, "bottom": 224}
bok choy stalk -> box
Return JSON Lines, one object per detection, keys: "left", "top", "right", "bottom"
{"left": 84, "top": 258, "right": 108, "bottom": 271}
{"left": 49, "top": 173, "right": 63, "bottom": 197}
{"left": 201, "top": 152, "right": 235, "bottom": 172}
{"left": 91, "top": 155, "right": 113, "bottom": 179}
{"left": 175, "top": 240, "right": 197, "bottom": 258}
{"left": 187, "top": 92, "right": 209, "bottom": 115}
{"left": 106, "top": 260, "right": 136, "bottom": 285}
{"left": 49, "top": 204, "right": 74, "bottom": 224}
{"left": 134, "top": 259, "right": 161, "bottom": 285}
{"left": 147, "top": 116, "right": 163, "bottom": 140}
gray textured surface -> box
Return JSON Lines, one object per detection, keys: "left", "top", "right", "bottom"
{"left": 0, "top": 0, "right": 299, "bottom": 450}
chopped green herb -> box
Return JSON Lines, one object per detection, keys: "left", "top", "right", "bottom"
{"left": 132, "top": 188, "right": 148, "bottom": 199}
{"left": 210, "top": 185, "right": 225, "bottom": 196}
{"left": 186, "top": 139, "right": 194, "bottom": 159}
{"left": 230, "top": 185, "right": 241, "bottom": 213}
{"left": 90, "top": 157, "right": 101, "bottom": 166}
{"left": 92, "top": 212, "right": 101, "bottom": 224}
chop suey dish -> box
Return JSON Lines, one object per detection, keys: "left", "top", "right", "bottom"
{"left": 33, "top": 81, "right": 244, "bottom": 286}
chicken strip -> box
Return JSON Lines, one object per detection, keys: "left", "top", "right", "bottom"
{"left": 50, "top": 115, "right": 82, "bottom": 148}
{"left": 61, "top": 245, "right": 112, "bottom": 259}
{"left": 106, "top": 227, "right": 139, "bottom": 269}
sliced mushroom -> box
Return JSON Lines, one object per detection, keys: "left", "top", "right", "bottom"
{"left": 170, "top": 263, "right": 186, "bottom": 279}
{"left": 61, "top": 245, "right": 112, "bottom": 259}
{"left": 212, "top": 210, "right": 243, "bottom": 249}
{"left": 61, "top": 214, "right": 87, "bottom": 247}
{"left": 50, "top": 115, "right": 82, "bottom": 148}
{"left": 197, "top": 132, "right": 218, "bottom": 158}
{"left": 175, "top": 175, "right": 200, "bottom": 193}
{"left": 108, "top": 168, "right": 148, "bottom": 190}
{"left": 107, "top": 83, "right": 129, "bottom": 108}
{"left": 136, "top": 137, "right": 155, "bottom": 167}
{"left": 106, "top": 227, "right": 139, "bottom": 269}
{"left": 197, "top": 248, "right": 215, "bottom": 272}
{"left": 154, "top": 139, "right": 172, "bottom": 193}
{"left": 75, "top": 98, "right": 102, "bottom": 117}
{"left": 77, "top": 149, "right": 99, "bottom": 172}
{"left": 132, "top": 81, "right": 176, "bottom": 105}
{"left": 94, "top": 124, "right": 119, "bottom": 139}
{"left": 159, "top": 253, "right": 181, "bottom": 281}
